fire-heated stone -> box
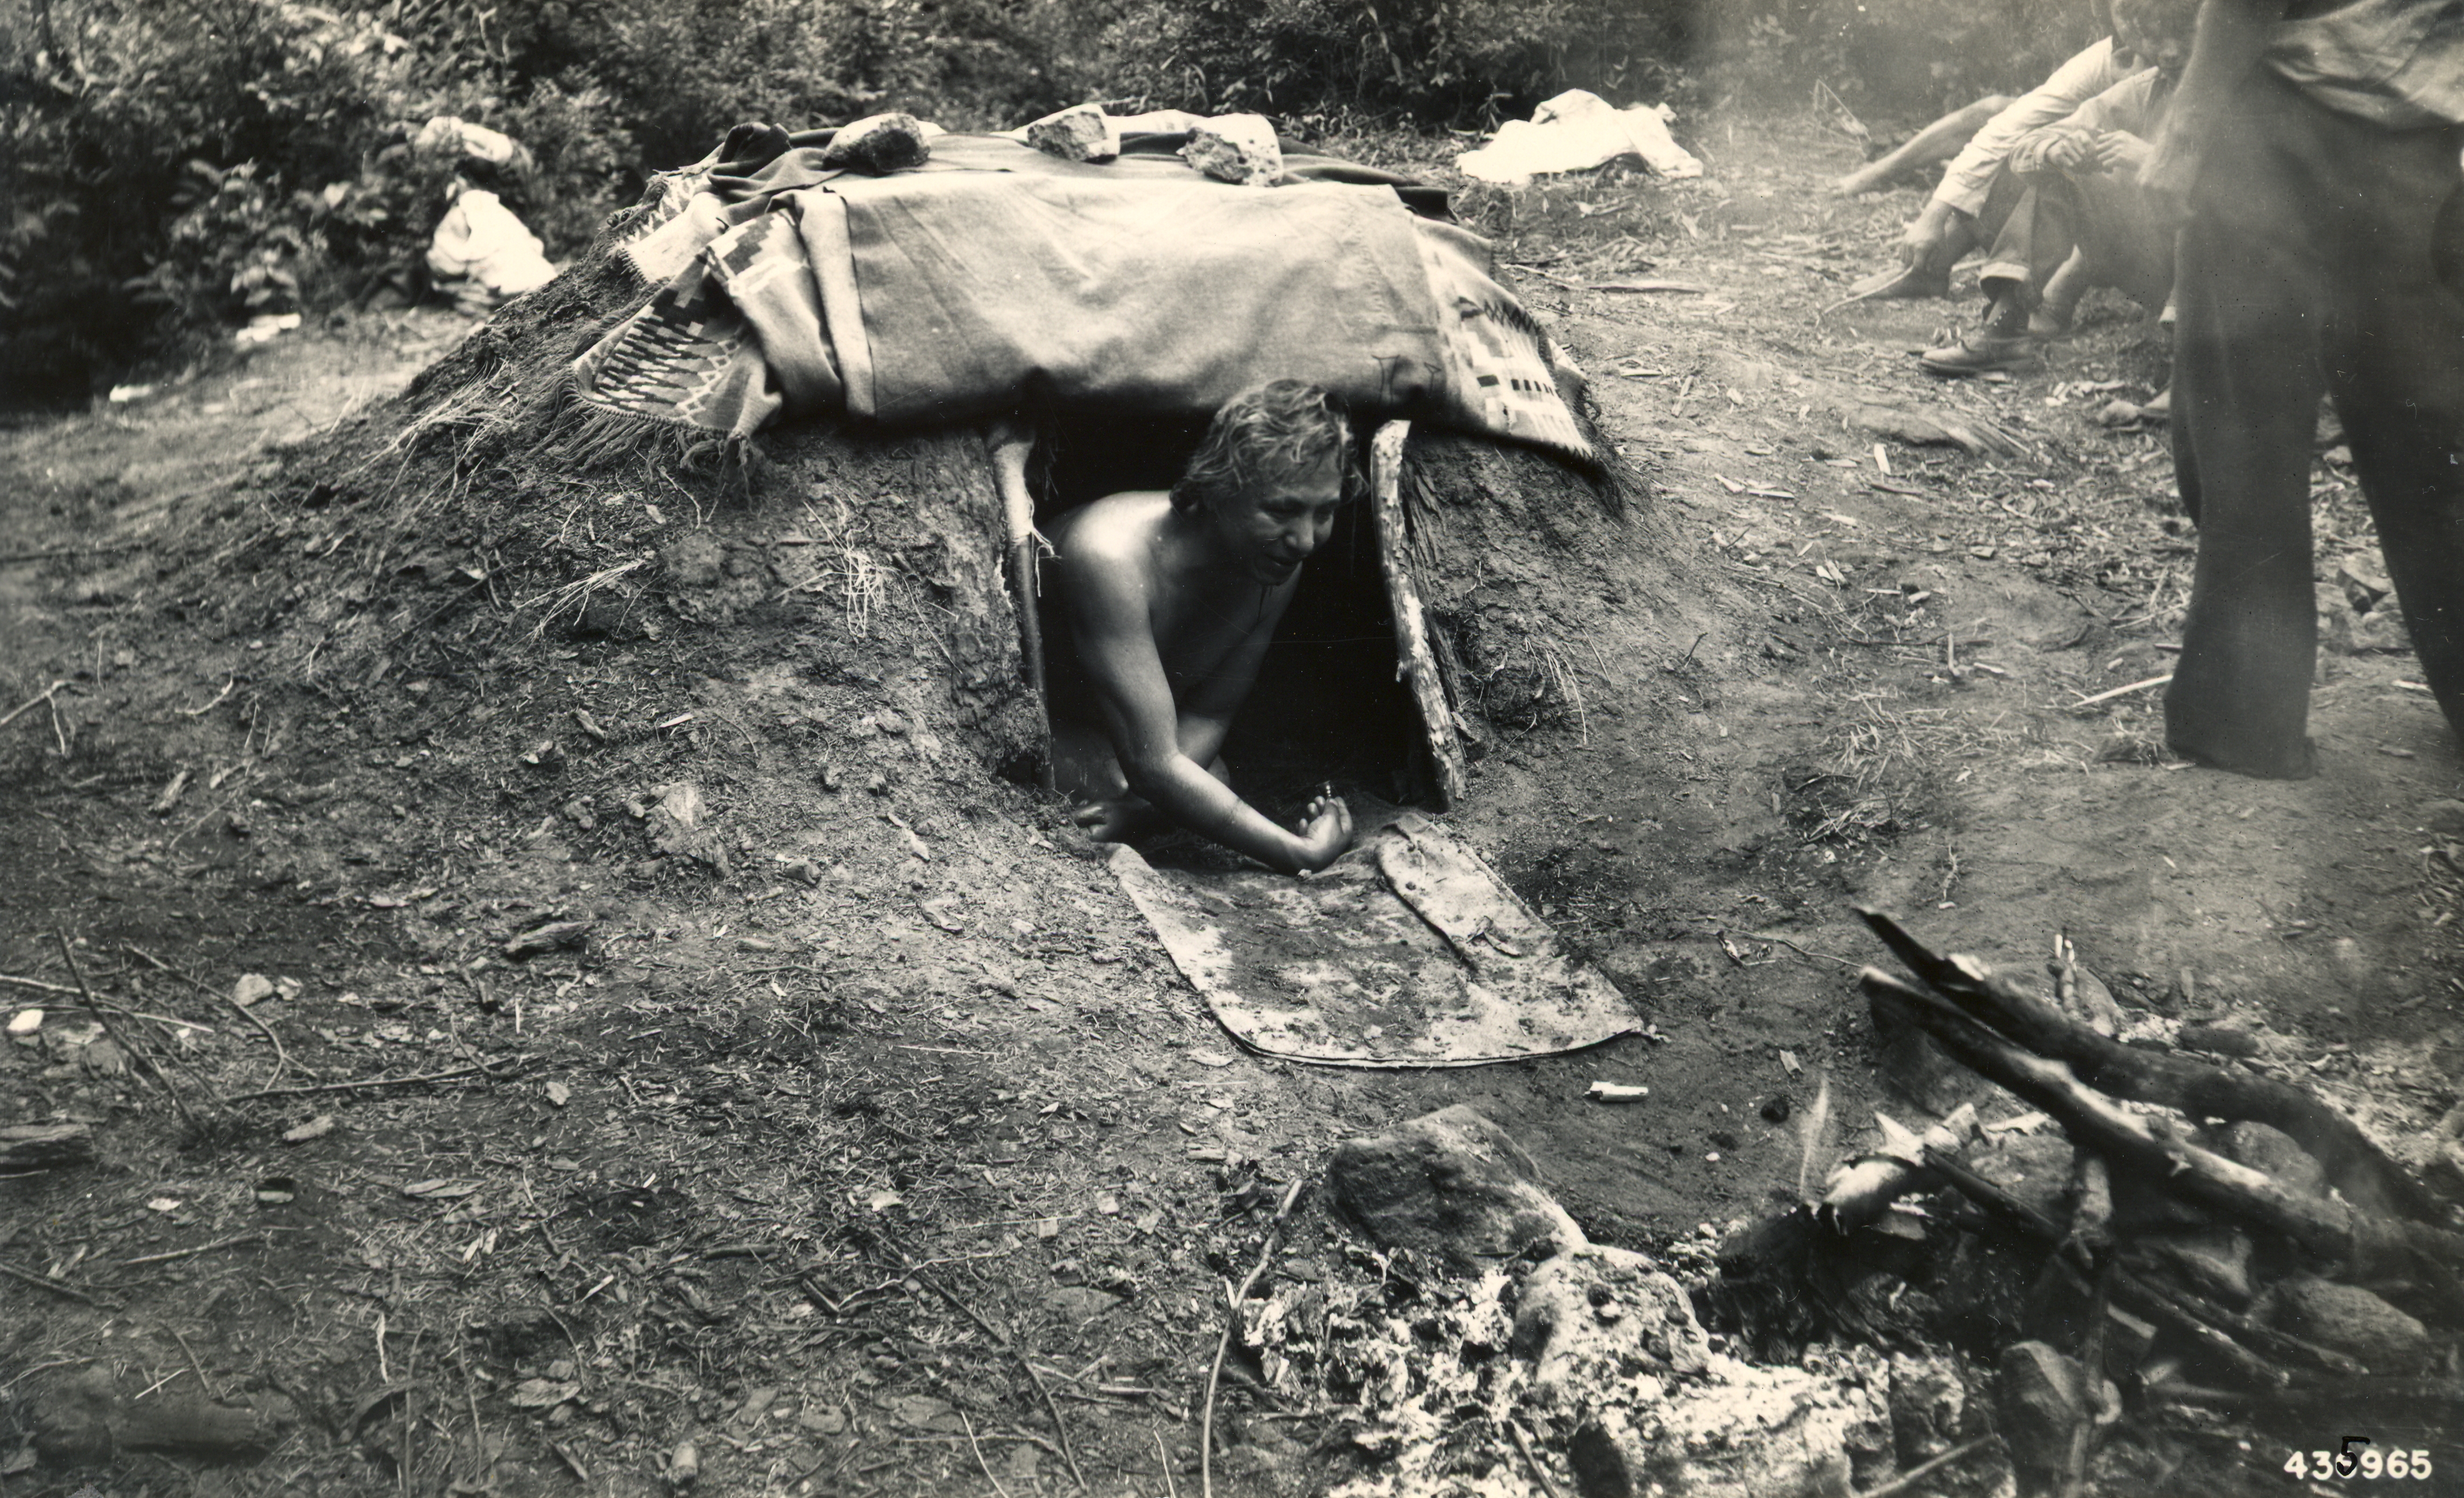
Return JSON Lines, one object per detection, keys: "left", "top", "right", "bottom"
{"left": 1325, "top": 1105, "right": 1584, "bottom": 1273}
{"left": 2259, "top": 1276, "right": 2432, "bottom": 1371}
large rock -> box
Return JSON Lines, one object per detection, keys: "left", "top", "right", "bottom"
{"left": 1512, "top": 1244, "right": 1710, "bottom": 1411}
{"left": 1886, "top": 1351, "right": 1966, "bottom": 1465}
{"left": 1024, "top": 103, "right": 1119, "bottom": 162}
{"left": 2260, "top": 1276, "right": 2432, "bottom": 1370}
{"left": 2213, "top": 1120, "right": 2327, "bottom": 1200}
{"left": 1326, "top": 1106, "right": 1584, "bottom": 1272}
{"left": 1182, "top": 114, "right": 1282, "bottom": 186}
{"left": 1567, "top": 1356, "right": 1890, "bottom": 1498}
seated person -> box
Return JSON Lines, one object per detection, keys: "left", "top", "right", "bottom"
{"left": 1038, "top": 380, "right": 1357, "bottom": 875}
{"left": 1850, "top": 2, "right": 2151, "bottom": 300}
{"left": 1919, "top": 0, "right": 2191, "bottom": 377}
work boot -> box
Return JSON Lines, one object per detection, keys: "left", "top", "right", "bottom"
{"left": 1922, "top": 283, "right": 2046, "bottom": 377}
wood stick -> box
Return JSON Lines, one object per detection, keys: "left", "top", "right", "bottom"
{"left": 1900, "top": 970, "right": 2464, "bottom": 1313}
{"left": 1854, "top": 1436, "right": 1997, "bottom": 1498}
{"left": 1919, "top": 1144, "right": 2289, "bottom": 1389}
{"left": 1865, "top": 971, "right": 2464, "bottom": 1316}
{"left": 2068, "top": 1153, "right": 2112, "bottom": 1256}
{"left": 57, "top": 931, "right": 204, "bottom": 1123}
{"left": 916, "top": 1272, "right": 1086, "bottom": 1492}
{"left": 1857, "top": 908, "right": 2446, "bottom": 1223}
{"left": 1203, "top": 1179, "right": 1305, "bottom": 1498}
{"left": 0, "top": 973, "right": 81, "bottom": 997}
{"left": 1, "top": 1123, "right": 96, "bottom": 1174}
{"left": 1371, "top": 421, "right": 1469, "bottom": 808}
{"left": 119, "top": 1234, "right": 267, "bottom": 1268}
{"left": 1508, "top": 1419, "right": 1564, "bottom": 1498}
{"left": 2060, "top": 1255, "right": 2115, "bottom": 1498}
{"left": 0, "top": 680, "right": 67, "bottom": 729}
{"left": 225, "top": 1057, "right": 525, "bottom": 1102}
{"left": 0, "top": 1257, "right": 107, "bottom": 1306}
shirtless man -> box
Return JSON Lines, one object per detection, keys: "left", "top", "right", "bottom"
{"left": 1034, "top": 381, "right": 1357, "bottom": 874}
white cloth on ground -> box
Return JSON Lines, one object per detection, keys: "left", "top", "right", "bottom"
{"left": 1454, "top": 89, "right": 1702, "bottom": 183}
{"left": 426, "top": 188, "right": 557, "bottom": 309}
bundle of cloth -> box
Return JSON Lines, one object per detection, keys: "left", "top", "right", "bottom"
{"left": 567, "top": 109, "right": 1595, "bottom": 466}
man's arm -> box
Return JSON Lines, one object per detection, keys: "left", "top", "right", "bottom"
{"left": 1931, "top": 38, "right": 2137, "bottom": 216}
{"left": 1059, "top": 550, "right": 1346, "bottom": 874}
{"left": 2141, "top": 0, "right": 2292, "bottom": 208}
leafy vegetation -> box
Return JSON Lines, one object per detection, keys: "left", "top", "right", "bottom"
{"left": 1, "top": 0, "right": 2099, "bottom": 402}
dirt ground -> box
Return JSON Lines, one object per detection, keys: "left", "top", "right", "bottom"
{"left": 4, "top": 109, "right": 2461, "bottom": 1498}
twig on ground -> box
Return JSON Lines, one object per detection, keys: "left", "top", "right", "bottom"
{"left": 121, "top": 1234, "right": 268, "bottom": 1267}
{"left": 1202, "top": 1178, "right": 1305, "bottom": 1498}
{"left": 1157, "top": 1430, "right": 1179, "bottom": 1498}
{"left": 915, "top": 1270, "right": 1087, "bottom": 1492}
{"left": 1855, "top": 1435, "right": 1997, "bottom": 1498}
{"left": 170, "top": 1325, "right": 218, "bottom": 1400}
{"left": 0, "top": 973, "right": 80, "bottom": 997}
{"left": 0, "top": 680, "right": 68, "bottom": 729}
{"left": 1509, "top": 1419, "right": 1564, "bottom": 1498}
{"left": 226, "top": 1056, "right": 527, "bottom": 1102}
{"left": 58, "top": 930, "right": 207, "bottom": 1122}
{"left": 0, "top": 1257, "right": 107, "bottom": 1305}
{"left": 177, "top": 676, "right": 236, "bottom": 718}
{"left": 2069, "top": 673, "right": 2171, "bottom": 709}
{"left": 962, "top": 1412, "right": 1013, "bottom": 1498}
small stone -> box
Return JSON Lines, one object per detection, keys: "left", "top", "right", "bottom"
{"left": 1325, "top": 1105, "right": 1584, "bottom": 1273}
{"left": 1182, "top": 114, "right": 1282, "bottom": 186}
{"left": 231, "top": 974, "right": 277, "bottom": 1008}
{"left": 2261, "top": 1276, "right": 2432, "bottom": 1370}
{"left": 1025, "top": 103, "right": 1119, "bottom": 162}
{"left": 821, "top": 112, "right": 931, "bottom": 174}
{"left": 1886, "top": 1351, "right": 1966, "bottom": 1465}
{"left": 2212, "top": 1120, "right": 2327, "bottom": 1201}
{"left": 1996, "top": 1341, "right": 2113, "bottom": 1482}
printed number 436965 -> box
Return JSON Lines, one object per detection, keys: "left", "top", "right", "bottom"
{"left": 2285, "top": 1447, "right": 2434, "bottom": 1480}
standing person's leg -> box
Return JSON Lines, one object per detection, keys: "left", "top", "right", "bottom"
{"left": 2164, "top": 73, "right": 2332, "bottom": 778}
{"left": 2312, "top": 107, "right": 2464, "bottom": 750}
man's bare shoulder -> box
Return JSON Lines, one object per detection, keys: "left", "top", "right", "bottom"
{"left": 1048, "top": 490, "right": 1173, "bottom": 570}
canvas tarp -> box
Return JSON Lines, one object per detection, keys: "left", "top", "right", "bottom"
{"left": 568, "top": 132, "right": 1593, "bottom": 463}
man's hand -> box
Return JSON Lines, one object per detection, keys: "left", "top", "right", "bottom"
{"left": 2094, "top": 131, "right": 2152, "bottom": 175}
{"left": 1896, "top": 200, "right": 1963, "bottom": 269}
{"left": 1292, "top": 789, "right": 1354, "bottom": 873}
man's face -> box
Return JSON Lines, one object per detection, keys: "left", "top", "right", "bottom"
{"left": 1211, "top": 452, "right": 1344, "bottom": 587}
{"left": 2115, "top": 0, "right": 2191, "bottom": 76}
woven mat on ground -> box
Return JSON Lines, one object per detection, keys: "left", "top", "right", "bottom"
{"left": 1109, "top": 814, "right": 1639, "bottom": 1068}
{"left": 568, "top": 133, "right": 1590, "bottom": 462}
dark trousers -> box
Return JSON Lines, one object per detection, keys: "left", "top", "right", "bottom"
{"left": 1979, "top": 165, "right": 2176, "bottom": 310}
{"left": 2166, "top": 69, "right": 2464, "bottom": 777}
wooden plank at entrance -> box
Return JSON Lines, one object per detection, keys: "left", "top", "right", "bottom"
{"left": 1369, "top": 421, "right": 1468, "bottom": 808}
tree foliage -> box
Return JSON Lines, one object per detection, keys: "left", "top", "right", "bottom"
{"left": 1, "top": 0, "right": 2100, "bottom": 401}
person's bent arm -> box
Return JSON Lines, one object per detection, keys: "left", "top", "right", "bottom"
{"left": 1932, "top": 37, "right": 2136, "bottom": 216}
{"left": 2141, "top": 0, "right": 2291, "bottom": 209}
{"left": 1061, "top": 551, "right": 1349, "bottom": 874}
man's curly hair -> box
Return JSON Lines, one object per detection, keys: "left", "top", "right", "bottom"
{"left": 1170, "top": 380, "right": 1358, "bottom": 514}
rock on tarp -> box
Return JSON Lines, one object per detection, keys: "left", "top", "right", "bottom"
{"left": 1110, "top": 812, "right": 1639, "bottom": 1066}
{"left": 1455, "top": 88, "right": 1704, "bottom": 185}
